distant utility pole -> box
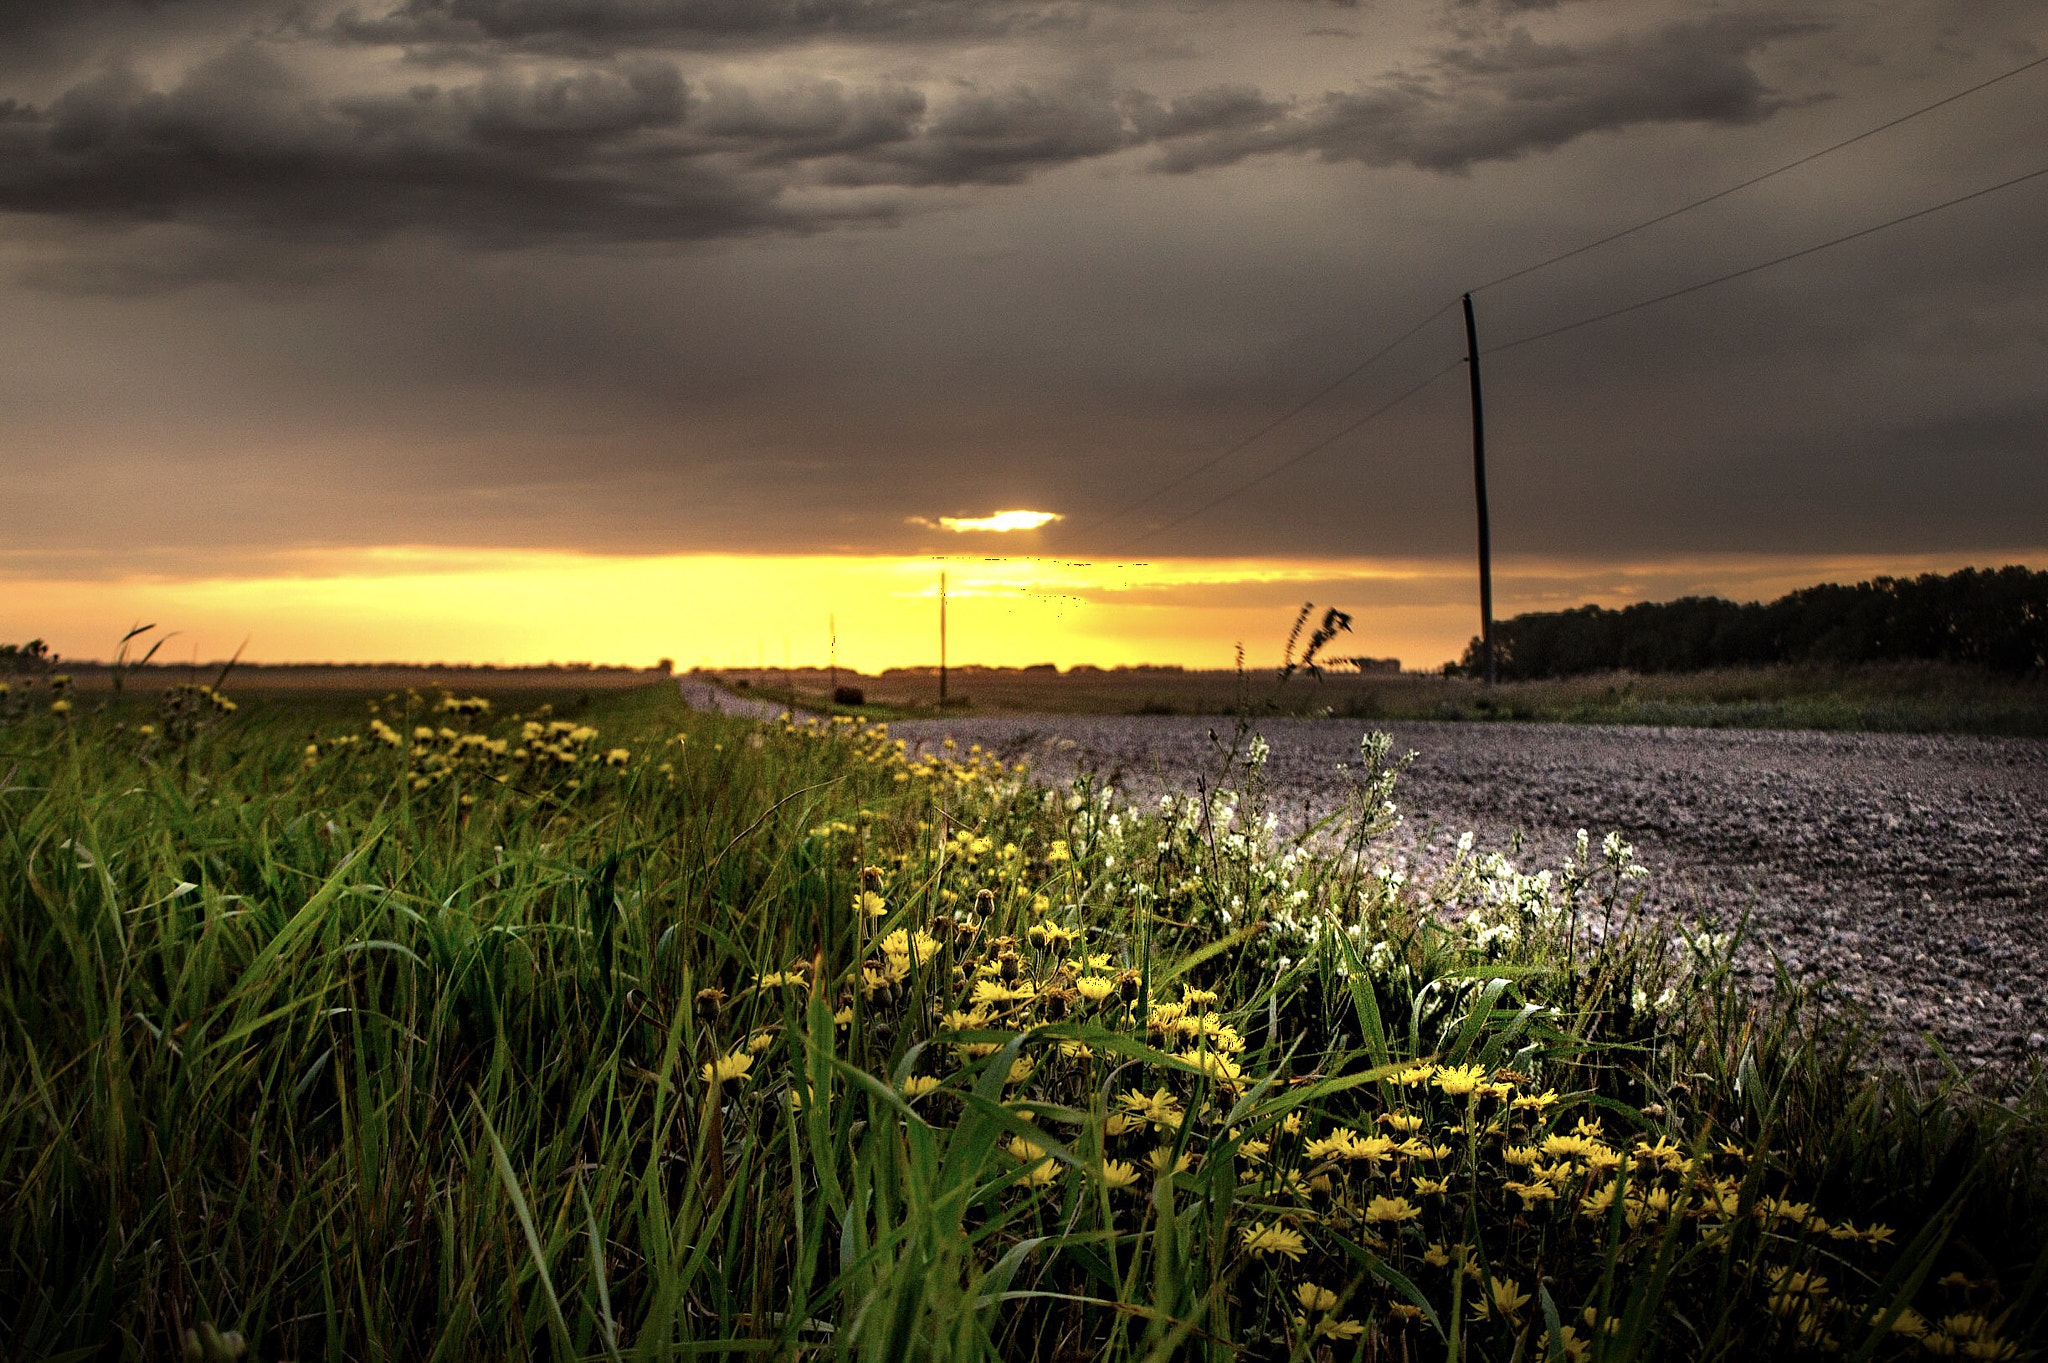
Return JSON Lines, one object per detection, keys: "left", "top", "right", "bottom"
{"left": 938, "top": 570, "right": 949, "bottom": 705}
{"left": 829, "top": 613, "right": 838, "bottom": 701}
{"left": 1462, "top": 292, "right": 1497, "bottom": 686}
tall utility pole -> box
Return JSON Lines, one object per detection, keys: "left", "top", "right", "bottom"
{"left": 829, "top": 613, "right": 838, "bottom": 702}
{"left": 938, "top": 570, "right": 949, "bottom": 705}
{"left": 1462, "top": 292, "right": 1497, "bottom": 686}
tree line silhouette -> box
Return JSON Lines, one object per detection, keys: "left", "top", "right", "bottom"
{"left": 1458, "top": 565, "right": 2048, "bottom": 679}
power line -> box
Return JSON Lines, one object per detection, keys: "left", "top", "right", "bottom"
{"left": 1071, "top": 51, "right": 2048, "bottom": 549}
{"left": 1105, "top": 157, "right": 2048, "bottom": 553}
{"left": 1071, "top": 52, "right": 2048, "bottom": 556}
{"left": 1066, "top": 300, "right": 1457, "bottom": 542}
{"left": 1111, "top": 359, "right": 1465, "bottom": 554}
{"left": 1471, "top": 49, "right": 2048, "bottom": 295}
{"left": 1489, "top": 161, "right": 2048, "bottom": 357}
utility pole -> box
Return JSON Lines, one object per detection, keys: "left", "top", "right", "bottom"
{"left": 938, "top": 571, "right": 949, "bottom": 706}
{"left": 1462, "top": 292, "right": 1496, "bottom": 686}
{"left": 829, "top": 613, "right": 838, "bottom": 703}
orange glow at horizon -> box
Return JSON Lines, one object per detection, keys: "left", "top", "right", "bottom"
{"left": 5, "top": 546, "right": 2042, "bottom": 672}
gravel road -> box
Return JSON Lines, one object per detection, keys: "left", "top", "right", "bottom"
{"left": 677, "top": 679, "right": 792, "bottom": 721}
{"left": 893, "top": 716, "right": 2048, "bottom": 1070}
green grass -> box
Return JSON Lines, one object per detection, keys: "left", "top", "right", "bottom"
{"left": 706, "top": 662, "right": 2048, "bottom": 737}
{"left": 2, "top": 682, "right": 2044, "bottom": 1360}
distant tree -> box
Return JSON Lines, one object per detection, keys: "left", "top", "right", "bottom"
{"left": 1458, "top": 565, "right": 2048, "bottom": 678}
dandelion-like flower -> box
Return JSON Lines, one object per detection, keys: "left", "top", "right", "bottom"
{"left": 1240, "top": 1222, "right": 1306, "bottom": 1260}
{"left": 1363, "top": 1195, "right": 1421, "bottom": 1224}
{"left": 1099, "top": 1159, "right": 1142, "bottom": 1191}
{"left": 1434, "top": 1064, "right": 1488, "bottom": 1096}
{"left": 1294, "top": 1283, "right": 1341, "bottom": 1313}
{"left": 1474, "top": 1277, "right": 1531, "bottom": 1319}
{"left": 1145, "top": 1146, "right": 1194, "bottom": 1176}
{"left": 699, "top": 1050, "right": 753, "bottom": 1086}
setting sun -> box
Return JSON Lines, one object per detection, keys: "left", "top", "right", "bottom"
{"left": 932, "top": 511, "right": 1064, "bottom": 533}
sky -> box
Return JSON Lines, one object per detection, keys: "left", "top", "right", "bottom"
{"left": 1, "top": 0, "right": 2042, "bottom": 670}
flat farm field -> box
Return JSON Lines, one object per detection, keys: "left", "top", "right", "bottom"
{"left": 713, "top": 661, "right": 2048, "bottom": 737}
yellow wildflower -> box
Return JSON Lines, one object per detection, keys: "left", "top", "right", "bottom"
{"left": 1541, "top": 1326, "right": 1592, "bottom": 1361}
{"left": 1099, "top": 1159, "right": 1143, "bottom": 1191}
{"left": 1305, "top": 1130, "right": 1360, "bottom": 1163}
{"left": 1363, "top": 1195, "right": 1421, "bottom": 1225}
{"left": 1474, "top": 1277, "right": 1531, "bottom": 1319}
{"left": 1146, "top": 1147, "right": 1194, "bottom": 1176}
{"left": 699, "top": 1050, "right": 753, "bottom": 1085}
{"left": 1295, "top": 1283, "right": 1341, "bottom": 1313}
{"left": 1241, "top": 1222, "right": 1307, "bottom": 1260}
{"left": 1434, "top": 1064, "right": 1488, "bottom": 1097}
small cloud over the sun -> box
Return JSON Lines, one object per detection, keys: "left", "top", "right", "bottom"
{"left": 910, "top": 510, "right": 1063, "bottom": 533}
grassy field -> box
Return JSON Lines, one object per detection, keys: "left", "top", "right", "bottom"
{"left": 713, "top": 662, "right": 2048, "bottom": 737}
{"left": 49, "top": 663, "right": 669, "bottom": 695}
{"left": 3, "top": 677, "right": 2045, "bottom": 1360}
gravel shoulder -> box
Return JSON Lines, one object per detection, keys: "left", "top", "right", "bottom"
{"left": 894, "top": 715, "right": 2048, "bottom": 1069}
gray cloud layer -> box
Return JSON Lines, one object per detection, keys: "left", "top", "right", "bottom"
{"left": 0, "top": 0, "right": 2042, "bottom": 576}
{"left": 334, "top": 0, "right": 1074, "bottom": 49}
{"left": 0, "top": 2, "right": 1820, "bottom": 264}
{"left": 1153, "top": 16, "right": 1820, "bottom": 172}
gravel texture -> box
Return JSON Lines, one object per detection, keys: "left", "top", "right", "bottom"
{"left": 893, "top": 715, "right": 2048, "bottom": 1070}
{"left": 677, "top": 679, "right": 793, "bottom": 721}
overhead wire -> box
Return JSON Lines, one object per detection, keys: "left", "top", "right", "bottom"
{"left": 1110, "top": 358, "right": 1466, "bottom": 554}
{"left": 1488, "top": 161, "right": 2048, "bottom": 357}
{"left": 1063, "top": 299, "right": 1458, "bottom": 542}
{"left": 1470, "top": 49, "right": 2048, "bottom": 295}
{"left": 1065, "top": 48, "right": 2048, "bottom": 552}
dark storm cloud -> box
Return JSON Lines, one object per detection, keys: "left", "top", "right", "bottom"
{"left": 1155, "top": 14, "right": 1820, "bottom": 172}
{"left": 0, "top": 45, "right": 759, "bottom": 241}
{"left": 332, "top": 0, "right": 1083, "bottom": 52}
{"left": 0, "top": 0, "right": 172, "bottom": 38}
{"left": 0, "top": 43, "right": 1167, "bottom": 256}
{"left": 0, "top": 8, "right": 1819, "bottom": 266}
